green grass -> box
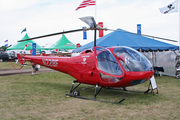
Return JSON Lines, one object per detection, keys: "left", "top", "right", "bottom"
{"left": 0, "top": 71, "right": 180, "bottom": 120}
{"left": 0, "top": 61, "right": 45, "bottom": 69}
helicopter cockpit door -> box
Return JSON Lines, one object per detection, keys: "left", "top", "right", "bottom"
{"left": 95, "top": 46, "right": 124, "bottom": 83}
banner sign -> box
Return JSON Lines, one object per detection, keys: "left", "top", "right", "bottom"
{"left": 83, "top": 27, "right": 87, "bottom": 40}
{"left": 150, "top": 76, "right": 157, "bottom": 89}
{"left": 32, "top": 43, "right": 36, "bottom": 56}
{"left": 137, "top": 24, "right": 141, "bottom": 35}
{"left": 76, "top": 43, "right": 81, "bottom": 48}
{"left": 98, "top": 22, "right": 103, "bottom": 37}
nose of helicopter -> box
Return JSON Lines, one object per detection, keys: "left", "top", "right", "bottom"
{"left": 127, "top": 70, "right": 154, "bottom": 86}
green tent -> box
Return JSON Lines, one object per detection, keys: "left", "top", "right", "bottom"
{"left": 44, "top": 34, "right": 76, "bottom": 50}
{"left": 7, "top": 34, "right": 42, "bottom": 50}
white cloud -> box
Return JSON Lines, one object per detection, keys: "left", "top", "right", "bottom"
{"left": 0, "top": 0, "right": 38, "bottom": 11}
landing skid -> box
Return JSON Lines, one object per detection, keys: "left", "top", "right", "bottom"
{"left": 105, "top": 87, "right": 154, "bottom": 95}
{"left": 65, "top": 80, "right": 125, "bottom": 104}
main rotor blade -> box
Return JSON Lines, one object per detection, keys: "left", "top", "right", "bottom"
{"left": 18, "top": 28, "right": 85, "bottom": 42}
{"left": 107, "top": 29, "right": 177, "bottom": 42}
{"left": 79, "top": 16, "right": 97, "bottom": 28}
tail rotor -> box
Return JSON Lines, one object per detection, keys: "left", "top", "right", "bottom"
{"left": 10, "top": 54, "right": 24, "bottom": 70}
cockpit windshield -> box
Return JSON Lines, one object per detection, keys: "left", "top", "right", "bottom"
{"left": 113, "top": 46, "right": 153, "bottom": 71}
{"left": 95, "top": 47, "right": 123, "bottom": 83}
{"left": 96, "top": 47, "right": 123, "bottom": 76}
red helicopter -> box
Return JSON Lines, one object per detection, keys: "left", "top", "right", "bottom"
{"left": 13, "top": 16, "right": 175, "bottom": 103}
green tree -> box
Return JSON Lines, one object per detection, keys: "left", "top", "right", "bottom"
{"left": 0, "top": 46, "right": 8, "bottom": 51}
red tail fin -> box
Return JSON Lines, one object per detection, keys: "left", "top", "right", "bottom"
{"left": 17, "top": 53, "right": 24, "bottom": 64}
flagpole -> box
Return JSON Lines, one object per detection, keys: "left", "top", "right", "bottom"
{"left": 94, "top": 0, "right": 97, "bottom": 47}
{"left": 95, "top": 0, "right": 97, "bottom": 21}
{"left": 179, "top": 0, "right": 180, "bottom": 52}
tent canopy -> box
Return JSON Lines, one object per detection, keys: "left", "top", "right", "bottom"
{"left": 44, "top": 34, "right": 76, "bottom": 50}
{"left": 7, "top": 34, "right": 42, "bottom": 50}
{"left": 73, "top": 29, "right": 179, "bottom": 53}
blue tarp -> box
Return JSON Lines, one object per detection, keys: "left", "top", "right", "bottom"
{"left": 73, "top": 29, "right": 179, "bottom": 53}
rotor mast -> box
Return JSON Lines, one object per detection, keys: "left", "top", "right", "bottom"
{"left": 79, "top": 16, "right": 97, "bottom": 47}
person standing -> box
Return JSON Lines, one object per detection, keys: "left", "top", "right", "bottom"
{"left": 31, "top": 62, "right": 37, "bottom": 75}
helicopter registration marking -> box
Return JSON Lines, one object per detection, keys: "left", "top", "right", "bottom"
{"left": 42, "top": 59, "right": 58, "bottom": 67}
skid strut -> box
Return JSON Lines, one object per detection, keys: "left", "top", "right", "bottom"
{"left": 68, "top": 80, "right": 81, "bottom": 95}
{"left": 93, "top": 83, "right": 102, "bottom": 100}
{"left": 66, "top": 80, "right": 125, "bottom": 104}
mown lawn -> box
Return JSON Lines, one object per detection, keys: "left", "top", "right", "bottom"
{"left": 0, "top": 61, "right": 45, "bottom": 69}
{"left": 0, "top": 70, "right": 180, "bottom": 120}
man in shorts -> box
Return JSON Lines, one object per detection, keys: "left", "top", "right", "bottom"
{"left": 31, "top": 62, "right": 37, "bottom": 75}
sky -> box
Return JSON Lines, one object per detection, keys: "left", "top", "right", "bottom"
{"left": 0, "top": 0, "right": 179, "bottom": 47}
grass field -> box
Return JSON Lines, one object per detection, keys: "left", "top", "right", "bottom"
{"left": 0, "top": 61, "right": 45, "bottom": 70}
{"left": 0, "top": 61, "right": 32, "bottom": 69}
{"left": 0, "top": 62, "right": 180, "bottom": 119}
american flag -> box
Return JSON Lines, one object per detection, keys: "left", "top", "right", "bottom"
{"left": 4, "top": 40, "right": 8, "bottom": 42}
{"left": 76, "top": 0, "right": 95, "bottom": 11}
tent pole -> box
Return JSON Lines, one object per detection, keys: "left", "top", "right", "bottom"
{"left": 152, "top": 51, "right": 154, "bottom": 67}
{"left": 155, "top": 52, "right": 157, "bottom": 66}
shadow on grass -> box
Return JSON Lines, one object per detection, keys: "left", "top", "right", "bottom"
{"left": 13, "top": 81, "right": 160, "bottom": 104}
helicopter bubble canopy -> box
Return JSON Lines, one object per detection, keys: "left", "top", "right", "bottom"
{"left": 113, "top": 46, "right": 153, "bottom": 72}
{"left": 95, "top": 46, "right": 124, "bottom": 83}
